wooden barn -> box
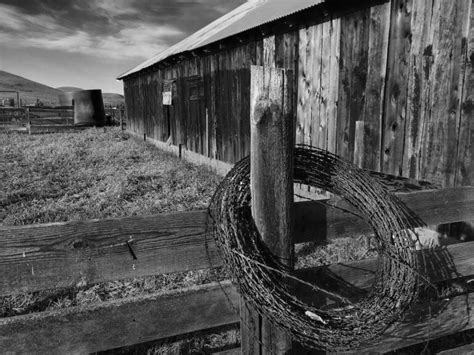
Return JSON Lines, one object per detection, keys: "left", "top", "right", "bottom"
{"left": 118, "top": 0, "right": 473, "bottom": 188}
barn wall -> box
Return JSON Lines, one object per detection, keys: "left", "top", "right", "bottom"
{"left": 123, "top": 0, "right": 472, "bottom": 187}
{"left": 124, "top": 42, "right": 259, "bottom": 163}
{"left": 297, "top": 0, "right": 472, "bottom": 187}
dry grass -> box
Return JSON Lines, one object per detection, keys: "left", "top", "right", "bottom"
{"left": 0, "top": 128, "right": 220, "bottom": 226}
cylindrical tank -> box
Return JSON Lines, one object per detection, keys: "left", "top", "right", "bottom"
{"left": 58, "top": 91, "right": 75, "bottom": 106}
{"left": 73, "top": 89, "right": 105, "bottom": 127}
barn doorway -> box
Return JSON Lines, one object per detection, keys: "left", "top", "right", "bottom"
{"left": 184, "top": 76, "right": 206, "bottom": 155}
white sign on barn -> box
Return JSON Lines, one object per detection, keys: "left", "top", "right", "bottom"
{"left": 162, "top": 80, "right": 173, "bottom": 105}
{"left": 162, "top": 92, "right": 172, "bottom": 105}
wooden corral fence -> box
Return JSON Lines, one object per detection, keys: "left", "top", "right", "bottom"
{"left": 0, "top": 187, "right": 472, "bottom": 353}
{"left": 0, "top": 107, "right": 75, "bottom": 134}
{"left": 0, "top": 107, "right": 27, "bottom": 125}
{"left": 26, "top": 107, "right": 76, "bottom": 134}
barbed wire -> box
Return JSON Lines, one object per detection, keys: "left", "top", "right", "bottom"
{"left": 204, "top": 145, "right": 453, "bottom": 351}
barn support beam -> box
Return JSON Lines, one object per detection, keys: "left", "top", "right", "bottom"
{"left": 244, "top": 65, "right": 295, "bottom": 354}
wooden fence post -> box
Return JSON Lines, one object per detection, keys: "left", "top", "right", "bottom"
{"left": 243, "top": 65, "right": 294, "bottom": 354}
{"left": 26, "top": 108, "right": 31, "bottom": 135}
{"left": 354, "top": 120, "right": 365, "bottom": 168}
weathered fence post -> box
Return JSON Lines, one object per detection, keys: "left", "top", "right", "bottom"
{"left": 26, "top": 108, "right": 31, "bottom": 135}
{"left": 242, "top": 65, "right": 294, "bottom": 354}
{"left": 354, "top": 120, "right": 365, "bottom": 168}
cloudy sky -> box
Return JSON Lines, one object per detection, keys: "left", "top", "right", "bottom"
{"left": 0, "top": 0, "right": 245, "bottom": 94}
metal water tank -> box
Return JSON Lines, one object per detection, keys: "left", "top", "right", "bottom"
{"left": 58, "top": 91, "right": 75, "bottom": 106}
{"left": 73, "top": 90, "right": 105, "bottom": 126}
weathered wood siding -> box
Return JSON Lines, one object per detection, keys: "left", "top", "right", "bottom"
{"left": 297, "top": 0, "right": 472, "bottom": 187}
{"left": 123, "top": 0, "right": 472, "bottom": 187}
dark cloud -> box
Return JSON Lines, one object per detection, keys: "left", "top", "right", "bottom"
{"left": 0, "top": 0, "right": 246, "bottom": 95}
{"left": 0, "top": 0, "right": 244, "bottom": 39}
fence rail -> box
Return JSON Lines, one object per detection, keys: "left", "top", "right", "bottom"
{"left": 0, "top": 107, "right": 27, "bottom": 123}
{"left": 1, "top": 187, "right": 472, "bottom": 296}
{"left": 0, "top": 107, "right": 73, "bottom": 126}
{"left": 0, "top": 186, "right": 473, "bottom": 353}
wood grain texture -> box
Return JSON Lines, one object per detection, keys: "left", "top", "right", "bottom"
{"left": 1, "top": 187, "right": 472, "bottom": 296}
{"left": 437, "top": 343, "right": 474, "bottom": 355}
{"left": 327, "top": 18, "right": 341, "bottom": 154}
{"left": 0, "top": 210, "right": 218, "bottom": 296}
{"left": 403, "top": 0, "right": 434, "bottom": 180}
{"left": 296, "top": 27, "right": 307, "bottom": 146}
{"left": 382, "top": 0, "right": 411, "bottom": 176}
{"left": 250, "top": 65, "right": 294, "bottom": 263}
{"left": 353, "top": 120, "right": 365, "bottom": 168}
{"left": 318, "top": 21, "right": 331, "bottom": 151}
{"left": 420, "top": 0, "right": 471, "bottom": 187}
{"left": 310, "top": 24, "right": 323, "bottom": 149}
{"left": 360, "top": 2, "right": 390, "bottom": 171}
{"left": 300, "top": 26, "right": 313, "bottom": 146}
{"left": 456, "top": 0, "right": 474, "bottom": 187}
{"left": 355, "top": 293, "right": 474, "bottom": 353}
{"left": 0, "top": 281, "right": 240, "bottom": 354}
{"left": 337, "top": 9, "right": 370, "bottom": 162}
{"left": 263, "top": 35, "right": 276, "bottom": 68}
{"left": 275, "top": 30, "right": 299, "bottom": 151}
{"left": 249, "top": 65, "right": 294, "bottom": 354}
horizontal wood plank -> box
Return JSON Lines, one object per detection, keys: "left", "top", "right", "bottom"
{"left": 355, "top": 293, "right": 474, "bottom": 353}
{"left": 0, "top": 187, "right": 472, "bottom": 296}
{"left": 0, "top": 210, "right": 220, "bottom": 296}
{"left": 297, "top": 186, "right": 474, "bottom": 243}
{"left": 28, "top": 124, "right": 87, "bottom": 134}
{"left": 211, "top": 291, "right": 474, "bottom": 355}
{"left": 28, "top": 109, "right": 73, "bottom": 117}
{"left": 0, "top": 281, "right": 240, "bottom": 354}
{"left": 437, "top": 343, "right": 474, "bottom": 355}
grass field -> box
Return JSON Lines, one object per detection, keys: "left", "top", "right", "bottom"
{"left": 0, "top": 128, "right": 220, "bottom": 226}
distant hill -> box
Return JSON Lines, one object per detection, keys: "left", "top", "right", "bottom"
{"left": 56, "top": 86, "right": 82, "bottom": 93}
{"left": 0, "top": 71, "right": 124, "bottom": 107}
{"left": 102, "top": 93, "right": 125, "bottom": 107}
{"left": 0, "top": 70, "right": 61, "bottom": 106}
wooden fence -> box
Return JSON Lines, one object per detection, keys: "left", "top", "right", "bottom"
{"left": 0, "top": 107, "right": 27, "bottom": 124}
{"left": 0, "top": 186, "right": 473, "bottom": 353}
{"left": 0, "top": 107, "right": 76, "bottom": 134}
{"left": 0, "top": 107, "right": 126, "bottom": 134}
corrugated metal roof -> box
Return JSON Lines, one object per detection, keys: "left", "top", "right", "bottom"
{"left": 117, "top": 0, "right": 324, "bottom": 79}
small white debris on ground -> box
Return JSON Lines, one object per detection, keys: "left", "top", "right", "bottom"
{"left": 305, "top": 310, "right": 327, "bottom": 324}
